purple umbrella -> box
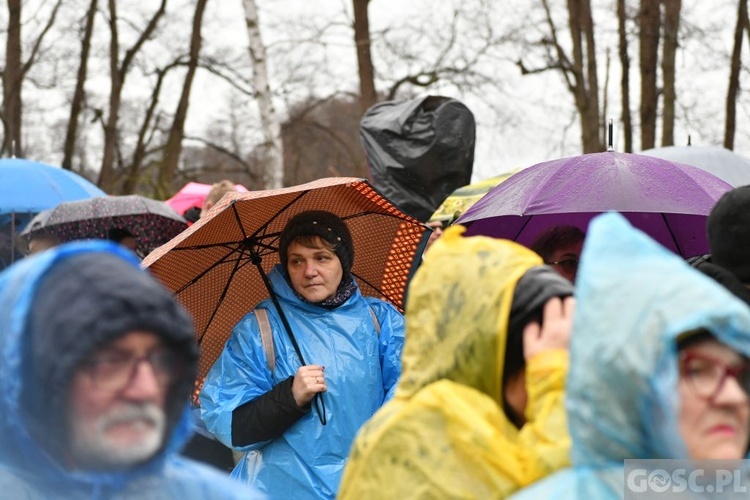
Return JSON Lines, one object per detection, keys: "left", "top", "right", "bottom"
{"left": 456, "top": 151, "right": 733, "bottom": 258}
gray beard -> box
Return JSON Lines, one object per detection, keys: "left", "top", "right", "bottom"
{"left": 68, "top": 402, "right": 166, "bottom": 471}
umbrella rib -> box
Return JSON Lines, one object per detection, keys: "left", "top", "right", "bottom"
{"left": 174, "top": 244, "right": 249, "bottom": 296}
{"left": 170, "top": 242, "right": 248, "bottom": 251}
{"left": 249, "top": 190, "right": 310, "bottom": 241}
{"left": 197, "top": 251, "right": 245, "bottom": 345}
{"left": 353, "top": 272, "right": 391, "bottom": 303}
{"left": 512, "top": 216, "right": 532, "bottom": 241}
{"left": 661, "top": 213, "right": 684, "bottom": 256}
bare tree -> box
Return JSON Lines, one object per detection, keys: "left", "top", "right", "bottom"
{"left": 62, "top": 0, "right": 98, "bottom": 170}
{"left": 524, "top": 0, "right": 602, "bottom": 152}
{"left": 158, "top": 0, "right": 209, "bottom": 198}
{"left": 121, "top": 61, "right": 182, "bottom": 195}
{"left": 617, "top": 0, "right": 633, "bottom": 152}
{"left": 661, "top": 0, "right": 681, "bottom": 147}
{"left": 243, "top": 0, "right": 283, "bottom": 189}
{"left": 2, "top": 0, "right": 62, "bottom": 157}
{"left": 725, "top": 0, "right": 748, "bottom": 149}
{"left": 98, "top": 0, "right": 167, "bottom": 191}
{"left": 353, "top": 0, "right": 377, "bottom": 115}
{"left": 639, "top": 0, "right": 660, "bottom": 150}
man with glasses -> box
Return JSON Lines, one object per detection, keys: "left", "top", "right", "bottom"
{"left": 530, "top": 224, "right": 585, "bottom": 283}
{"left": 0, "top": 241, "right": 260, "bottom": 498}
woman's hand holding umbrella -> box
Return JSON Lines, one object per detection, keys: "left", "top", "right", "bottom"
{"left": 292, "top": 364, "right": 327, "bottom": 407}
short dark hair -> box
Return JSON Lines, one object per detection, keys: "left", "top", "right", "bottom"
{"left": 530, "top": 225, "right": 585, "bottom": 262}
{"left": 278, "top": 211, "right": 354, "bottom": 275}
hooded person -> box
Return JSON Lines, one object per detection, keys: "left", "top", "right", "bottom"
{"left": 339, "top": 225, "right": 575, "bottom": 499}
{"left": 0, "top": 240, "right": 262, "bottom": 499}
{"left": 199, "top": 210, "right": 405, "bottom": 499}
{"left": 511, "top": 213, "right": 750, "bottom": 499}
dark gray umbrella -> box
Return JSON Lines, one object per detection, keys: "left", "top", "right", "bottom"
{"left": 21, "top": 195, "right": 187, "bottom": 257}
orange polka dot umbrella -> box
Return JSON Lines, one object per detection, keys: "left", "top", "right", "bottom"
{"left": 142, "top": 177, "right": 428, "bottom": 396}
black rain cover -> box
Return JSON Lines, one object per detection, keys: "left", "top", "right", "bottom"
{"left": 360, "top": 95, "right": 475, "bottom": 222}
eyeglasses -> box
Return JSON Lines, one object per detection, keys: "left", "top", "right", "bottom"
{"left": 547, "top": 258, "right": 579, "bottom": 275}
{"left": 81, "top": 348, "right": 185, "bottom": 392}
{"left": 679, "top": 351, "right": 750, "bottom": 401}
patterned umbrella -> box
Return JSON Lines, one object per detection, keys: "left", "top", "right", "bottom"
{"left": 142, "top": 177, "right": 428, "bottom": 394}
{"left": 21, "top": 195, "right": 187, "bottom": 258}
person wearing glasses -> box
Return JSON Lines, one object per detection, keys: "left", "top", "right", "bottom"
{"left": 511, "top": 213, "right": 750, "bottom": 500}
{"left": 0, "top": 241, "right": 260, "bottom": 499}
{"left": 530, "top": 225, "right": 585, "bottom": 283}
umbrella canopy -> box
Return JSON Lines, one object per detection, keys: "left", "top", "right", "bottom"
{"left": 429, "top": 169, "right": 521, "bottom": 223}
{"left": 165, "top": 181, "right": 249, "bottom": 215}
{"left": 640, "top": 145, "right": 750, "bottom": 187}
{"left": 456, "top": 151, "right": 733, "bottom": 258}
{"left": 0, "top": 158, "right": 105, "bottom": 214}
{"left": 21, "top": 195, "right": 187, "bottom": 258}
{"left": 142, "top": 177, "right": 427, "bottom": 387}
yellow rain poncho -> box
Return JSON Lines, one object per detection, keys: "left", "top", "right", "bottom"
{"left": 339, "top": 226, "right": 571, "bottom": 499}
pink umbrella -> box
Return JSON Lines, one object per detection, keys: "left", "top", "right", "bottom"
{"left": 456, "top": 151, "right": 733, "bottom": 258}
{"left": 165, "top": 182, "right": 248, "bottom": 215}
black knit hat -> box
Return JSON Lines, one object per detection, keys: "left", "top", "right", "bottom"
{"left": 278, "top": 211, "right": 354, "bottom": 275}
{"left": 23, "top": 251, "right": 198, "bottom": 460}
{"left": 501, "top": 265, "right": 574, "bottom": 427}
{"left": 707, "top": 185, "right": 750, "bottom": 283}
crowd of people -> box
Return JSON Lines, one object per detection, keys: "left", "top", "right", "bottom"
{"left": 2, "top": 178, "right": 750, "bottom": 499}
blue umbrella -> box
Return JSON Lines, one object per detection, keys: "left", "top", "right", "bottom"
{"left": 0, "top": 158, "right": 105, "bottom": 267}
{"left": 0, "top": 158, "right": 105, "bottom": 214}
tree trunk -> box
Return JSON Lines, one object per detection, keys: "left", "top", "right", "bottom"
{"left": 98, "top": 0, "right": 167, "bottom": 192}
{"left": 567, "top": 0, "right": 601, "bottom": 153}
{"left": 661, "top": 0, "right": 681, "bottom": 147}
{"left": 243, "top": 0, "right": 284, "bottom": 189}
{"left": 617, "top": 0, "right": 633, "bottom": 152}
{"left": 3, "top": 0, "right": 23, "bottom": 157}
{"left": 725, "top": 0, "right": 748, "bottom": 150}
{"left": 639, "top": 0, "right": 660, "bottom": 150}
{"left": 62, "top": 0, "right": 98, "bottom": 170}
{"left": 353, "top": 0, "right": 376, "bottom": 114}
{"left": 122, "top": 64, "right": 176, "bottom": 194}
{"left": 158, "top": 0, "right": 208, "bottom": 197}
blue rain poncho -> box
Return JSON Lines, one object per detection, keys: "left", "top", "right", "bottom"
{"left": 0, "top": 241, "right": 261, "bottom": 499}
{"left": 200, "top": 264, "right": 405, "bottom": 499}
{"left": 511, "top": 213, "right": 750, "bottom": 499}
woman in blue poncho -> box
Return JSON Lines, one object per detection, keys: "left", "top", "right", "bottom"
{"left": 512, "top": 212, "right": 750, "bottom": 499}
{"left": 200, "top": 211, "right": 405, "bottom": 499}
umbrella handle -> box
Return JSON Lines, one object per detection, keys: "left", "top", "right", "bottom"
{"left": 259, "top": 264, "right": 327, "bottom": 426}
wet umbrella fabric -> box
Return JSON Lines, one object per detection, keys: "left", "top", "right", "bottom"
{"left": 456, "top": 151, "right": 733, "bottom": 258}
{"left": 640, "top": 145, "right": 750, "bottom": 187}
{"left": 21, "top": 195, "right": 187, "bottom": 257}
{"left": 165, "top": 181, "right": 249, "bottom": 216}
{"left": 142, "top": 177, "right": 427, "bottom": 392}
{"left": 0, "top": 158, "right": 105, "bottom": 214}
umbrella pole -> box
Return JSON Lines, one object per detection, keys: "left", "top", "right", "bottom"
{"left": 254, "top": 259, "right": 327, "bottom": 425}
{"left": 10, "top": 212, "right": 15, "bottom": 264}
